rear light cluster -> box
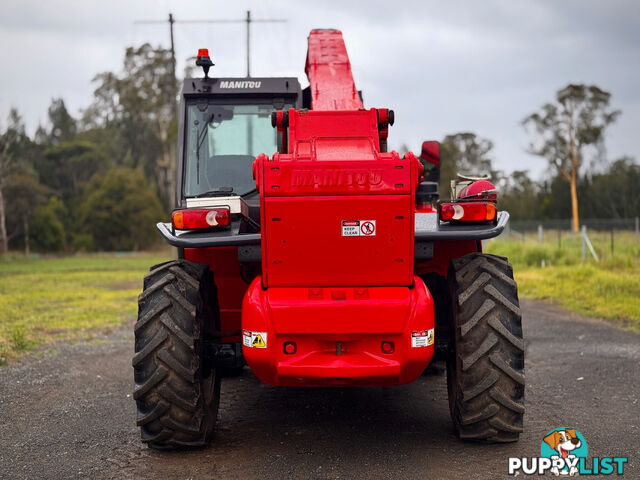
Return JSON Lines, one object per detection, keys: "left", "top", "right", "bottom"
{"left": 439, "top": 201, "right": 496, "bottom": 223}
{"left": 172, "top": 208, "right": 230, "bottom": 230}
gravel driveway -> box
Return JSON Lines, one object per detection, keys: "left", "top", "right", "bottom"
{"left": 1, "top": 298, "right": 638, "bottom": 479}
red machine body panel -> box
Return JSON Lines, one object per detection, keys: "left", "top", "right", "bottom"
{"left": 261, "top": 195, "right": 413, "bottom": 287}
{"left": 415, "top": 240, "right": 479, "bottom": 278}
{"left": 185, "top": 247, "right": 247, "bottom": 341}
{"left": 242, "top": 276, "right": 434, "bottom": 386}
{"left": 255, "top": 108, "right": 421, "bottom": 288}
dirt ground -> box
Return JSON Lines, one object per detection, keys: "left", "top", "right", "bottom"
{"left": 1, "top": 298, "right": 638, "bottom": 480}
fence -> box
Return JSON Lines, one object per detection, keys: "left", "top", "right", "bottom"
{"left": 507, "top": 217, "right": 639, "bottom": 234}
{"left": 500, "top": 217, "right": 639, "bottom": 261}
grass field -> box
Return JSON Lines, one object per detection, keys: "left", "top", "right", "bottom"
{"left": 1, "top": 231, "right": 638, "bottom": 364}
{"left": 0, "top": 252, "right": 171, "bottom": 364}
{"left": 485, "top": 230, "right": 640, "bottom": 331}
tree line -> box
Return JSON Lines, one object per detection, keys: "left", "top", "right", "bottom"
{"left": 0, "top": 45, "right": 174, "bottom": 254}
{"left": 0, "top": 44, "right": 637, "bottom": 254}
{"left": 438, "top": 134, "right": 638, "bottom": 224}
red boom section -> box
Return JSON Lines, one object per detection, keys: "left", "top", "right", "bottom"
{"left": 305, "top": 29, "right": 363, "bottom": 110}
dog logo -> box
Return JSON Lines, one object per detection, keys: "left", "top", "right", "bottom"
{"left": 509, "top": 427, "right": 627, "bottom": 476}
{"left": 541, "top": 428, "right": 588, "bottom": 476}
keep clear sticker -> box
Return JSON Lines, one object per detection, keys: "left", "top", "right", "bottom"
{"left": 243, "top": 330, "right": 267, "bottom": 348}
{"left": 341, "top": 220, "right": 376, "bottom": 236}
{"left": 411, "top": 329, "right": 434, "bottom": 348}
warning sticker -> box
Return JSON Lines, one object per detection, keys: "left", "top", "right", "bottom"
{"left": 243, "top": 330, "right": 268, "bottom": 348}
{"left": 411, "top": 329, "right": 434, "bottom": 348}
{"left": 341, "top": 220, "right": 376, "bottom": 236}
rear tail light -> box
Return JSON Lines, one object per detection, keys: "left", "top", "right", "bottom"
{"left": 439, "top": 201, "right": 496, "bottom": 223}
{"left": 171, "top": 208, "right": 230, "bottom": 230}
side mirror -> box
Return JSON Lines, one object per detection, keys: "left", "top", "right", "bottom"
{"left": 420, "top": 141, "right": 440, "bottom": 183}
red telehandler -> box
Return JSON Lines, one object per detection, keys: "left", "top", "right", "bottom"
{"left": 133, "top": 30, "right": 524, "bottom": 449}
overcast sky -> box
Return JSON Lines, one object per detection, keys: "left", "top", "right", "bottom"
{"left": 1, "top": 0, "right": 638, "bottom": 178}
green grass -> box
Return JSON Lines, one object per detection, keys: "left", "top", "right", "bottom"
{"left": 0, "top": 252, "right": 172, "bottom": 364}
{"left": 2, "top": 232, "right": 638, "bottom": 363}
{"left": 485, "top": 231, "right": 640, "bottom": 330}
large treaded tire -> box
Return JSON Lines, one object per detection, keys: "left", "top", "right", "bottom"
{"left": 446, "top": 253, "right": 525, "bottom": 443}
{"left": 133, "top": 259, "right": 220, "bottom": 450}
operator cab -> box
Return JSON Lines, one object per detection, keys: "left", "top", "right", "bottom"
{"left": 176, "top": 51, "right": 302, "bottom": 226}
{"left": 182, "top": 101, "right": 279, "bottom": 199}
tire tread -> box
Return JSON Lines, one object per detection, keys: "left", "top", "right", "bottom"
{"left": 447, "top": 253, "right": 525, "bottom": 443}
{"left": 133, "top": 259, "right": 220, "bottom": 449}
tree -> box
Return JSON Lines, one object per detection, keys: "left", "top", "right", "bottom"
{"left": 583, "top": 156, "right": 640, "bottom": 219}
{"left": 29, "top": 197, "right": 66, "bottom": 253}
{"left": 3, "top": 173, "right": 50, "bottom": 254}
{"left": 79, "top": 168, "right": 164, "bottom": 251}
{"left": 46, "top": 98, "right": 77, "bottom": 145}
{"left": 85, "top": 44, "right": 178, "bottom": 208}
{"left": 537, "top": 174, "right": 572, "bottom": 220}
{"left": 439, "top": 133, "right": 495, "bottom": 197}
{"left": 523, "top": 84, "right": 620, "bottom": 232}
{"left": 36, "top": 140, "right": 108, "bottom": 205}
{"left": 0, "top": 109, "right": 27, "bottom": 253}
{"left": 498, "top": 170, "right": 542, "bottom": 221}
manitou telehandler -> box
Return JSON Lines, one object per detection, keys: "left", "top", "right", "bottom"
{"left": 133, "top": 30, "right": 524, "bottom": 449}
